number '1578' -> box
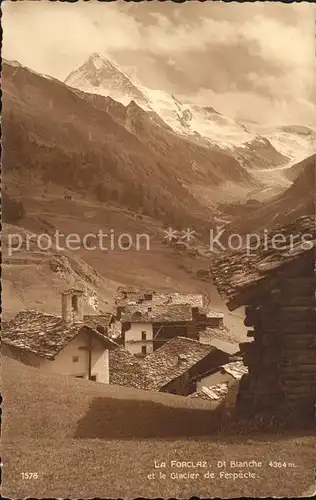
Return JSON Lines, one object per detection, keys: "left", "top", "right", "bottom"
{"left": 21, "top": 472, "right": 39, "bottom": 479}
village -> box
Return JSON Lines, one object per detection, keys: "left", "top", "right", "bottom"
{"left": 2, "top": 285, "right": 247, "bottom": 406}
{"left": 2, "top": 215, "right": 315, "bottom": 423}
{"left": 2, "top": 2, "right": 316, "bottom": 496}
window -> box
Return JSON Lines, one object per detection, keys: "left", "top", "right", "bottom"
{"left": 141, "top": 345, "right": 147, "bottom": 355}
{"left": 72, "top": 355, "right": 79, "bottom": 363}
{"left": 75, "top": 375, "right": 84, "bottom": 378}
{"left": 71, "top": 295, "right": 78, "bottom": 312}
{"left": 141, "top": 331, "right": 147, "bottom": 341}
{"left": 90, "top": 375, "right": 97, "bottom": 382}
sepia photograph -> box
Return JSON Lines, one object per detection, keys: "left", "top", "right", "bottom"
{"left": 1, "top": 0, "right": 315, "bottom": 498}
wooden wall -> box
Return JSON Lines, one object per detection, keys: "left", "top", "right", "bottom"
{"left": 238, "top": 271, "right": 316, "bottom": 422}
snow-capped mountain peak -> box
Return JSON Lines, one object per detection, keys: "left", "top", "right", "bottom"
{"left": 89, "top": 52, "right": 114, "bottom": 70}
{"left": 64, "top": 53, "right": 316, "bottom": 167}
{"left": 65, "top": 53, "right": 149, "bottom": 105}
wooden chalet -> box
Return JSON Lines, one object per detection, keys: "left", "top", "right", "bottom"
{"left": 210, "top": 215, "right": 316, "bottom": 422}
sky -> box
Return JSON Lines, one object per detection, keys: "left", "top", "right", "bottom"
{"left": 2, "top": 0, "right": 316, "bottom": 125}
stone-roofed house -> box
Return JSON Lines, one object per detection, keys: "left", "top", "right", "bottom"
{"left": 120, "top": 304, "right": 195, "bottom": 356}
{"left": 189, "top": 361, "right": 248, "bottom": 418}
{"left": 140, "top": 336, "right": 231, "bottom": 395}
{"left": 2, "top": 289, "right": 118, "bottom": 383}
{"left": 115, "top": 288, "right": 228, "bottom": 356}
{"left": 210, "top": 214, "right": 316, "bottom": 422}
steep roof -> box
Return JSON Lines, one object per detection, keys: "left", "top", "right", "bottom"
{"left": 141, "top": 336, "right": 220, "bottom": 391}
{"left": 152, "top": 292, "right": 204, "bottom": 308}
{"left": 2, "top": 311, "right": 118, "bottom": 360}
{"left": 210, "top": 215, "right": 315, "bottom": 310}
{"left": 109, "top": 346, "right": 148, "bottom": 390}
{"left": 83, "top": 313, "right": 114, "bottom": 330}
{"left": 121, "top": 304, "right": 193, "bottom": 323}
{"left": 116, "top": 290, "right": 204, "bottom": 309}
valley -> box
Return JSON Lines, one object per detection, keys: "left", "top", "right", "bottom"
{"left": 2, "top": 55, "right": 315, "bottom": 343}
{"left": 2, "top": 4, "right": 316, "bottom": 499}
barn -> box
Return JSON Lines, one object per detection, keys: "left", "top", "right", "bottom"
{"left": 210, "top": 215, "right": 316, "bottom": 423}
